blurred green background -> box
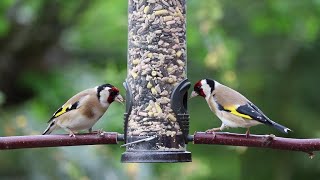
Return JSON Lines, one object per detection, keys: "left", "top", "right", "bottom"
{"left": 0, "top": 0, "right": 320, "bottom": 179}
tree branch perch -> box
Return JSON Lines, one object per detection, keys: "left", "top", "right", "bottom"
{"left": 0, "top": 132, "right": 119, "bottom": 150}
{"left": 1, "top": 131, "right": 320, "bottom": 158}
{"left": 193, "top": 132, "right": 320, "bottom": 157}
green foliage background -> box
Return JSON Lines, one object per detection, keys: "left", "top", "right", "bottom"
{"left": 0, "top": 0, "right": 320, "bottom": 179}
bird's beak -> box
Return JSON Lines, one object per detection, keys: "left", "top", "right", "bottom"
{"left": 190, "top": 91, "right": 199, "bottom": 99}
{"left": 115, "top": 94, "right": 125, "bottom": 105}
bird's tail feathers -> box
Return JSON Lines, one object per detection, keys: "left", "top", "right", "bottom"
{"left": 268, "top": 120, "right": 292, "bottom": 134}
{"left": 42, "top": 120, "right": 57, "bottom": 135}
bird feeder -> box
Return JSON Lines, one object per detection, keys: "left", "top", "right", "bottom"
{"left": 121, "top": 0, "right": 191, "bottom": 162}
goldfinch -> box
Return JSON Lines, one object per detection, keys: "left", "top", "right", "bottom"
{"left": 190, "top": 79, "right": 291, "bottom": 136}
{"left": 42, "top": 84, "right": 124, "bottom": 137}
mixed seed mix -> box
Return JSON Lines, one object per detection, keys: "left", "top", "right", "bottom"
{"left": 127, "top": 0, "right": 186, "bottom": 149}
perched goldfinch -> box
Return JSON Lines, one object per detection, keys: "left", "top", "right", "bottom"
{"left": 42, "top": 84, "right": 124, "bottom": 137}
{"left": 190, "top": 79, "right": 291, "bottom": 136}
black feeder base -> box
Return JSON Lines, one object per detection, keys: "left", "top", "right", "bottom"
{"left": 121, "top": 151, "right": 192, "bottom": 163}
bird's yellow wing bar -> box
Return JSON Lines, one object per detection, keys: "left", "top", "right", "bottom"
{"left": 223, "top": 103, "right": 270, "bottom": 123}
{"left": 48, "top": 101, "right": 79, "bottom": 122}
{"left": 223, "top": 105, "right": 253, "bottom": 119}
{"left": 53, "top": 105, "right": 69, "bottom": 118}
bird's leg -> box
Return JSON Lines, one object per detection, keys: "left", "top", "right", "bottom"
{"left": 205, "top": 124, "right": 227, "bottom": 139}
{"left": 206, "top": 124, "right": 227, "bottom": 133}
{"left": 63, "top": 127, "right": 76, "bottom": 137}
{"left": 88, "top": 127, "right": 93, "bottom": 133}
{"left": 69, "top": 132, "right": 76, "bottom": 137}
{"left": 245, "top": 128, "right": 250, "bottom": 138}
{"left": 205, "top": 127, "right": 221, "bottom": 134}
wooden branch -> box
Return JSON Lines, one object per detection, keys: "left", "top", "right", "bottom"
{"left": 2, "top": 131, "right": 320, "bottom": 158}
{"left": 193, "top": 132, "right": 320, "bottom": 157}
{"left": 0, "top": 132, "right": 119, "bottom": 150}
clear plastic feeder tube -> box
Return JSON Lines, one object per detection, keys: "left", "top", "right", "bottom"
{"left": 122, "top": 0, "right": 191, "bottom": 163}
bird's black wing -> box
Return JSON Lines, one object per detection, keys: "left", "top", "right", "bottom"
{"left": 235, "top": 103, "right": 272, "bottom": 125}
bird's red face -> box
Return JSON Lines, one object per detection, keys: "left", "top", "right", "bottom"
{"left": 191, "top": 81, "right": 206, "bottom": 98}
{"left": 108, "top": 87, "right": 123, "bottom": 104}
{"left": 97, "top": 84, "right": 124, "bottom": 105}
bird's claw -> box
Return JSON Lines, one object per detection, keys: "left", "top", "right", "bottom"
{"left": 263, "top": 134, "right": 276, "bottom": 146}
{"left": 205, "top": 129, "right": 215, "bottom": 134}
{"left": 205, "top": 127, "right": 221, "bottom": 134}
{"left": 92, "top": 128, "right": 105, "bottom": 136}
{"left": 245, "top": 129, "right": 251, "bottom": 138}
{"left": 205, "top": 129, "right": 218, "bottom": 139}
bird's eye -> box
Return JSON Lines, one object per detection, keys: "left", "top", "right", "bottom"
{"left": 194, "top": 86, "right": 198, "bottom": 91}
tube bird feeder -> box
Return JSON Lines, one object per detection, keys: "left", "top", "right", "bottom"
{"left": 122, "top": 0, "right": 191, "bottom": 162}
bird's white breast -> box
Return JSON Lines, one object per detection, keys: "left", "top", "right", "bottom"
{"left": 57, "top": 108, "right": 105, "bottom": 131}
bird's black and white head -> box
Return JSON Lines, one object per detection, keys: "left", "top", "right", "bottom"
{"left": 96, "top": 84, "right": 124, "bottom": 106}
{"left": 190, "top": 79, "right": 216, "bottom": 98}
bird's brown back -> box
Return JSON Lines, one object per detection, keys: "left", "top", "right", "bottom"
{"left": 213, "top": 84, "right": 249, "bottom": 107}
